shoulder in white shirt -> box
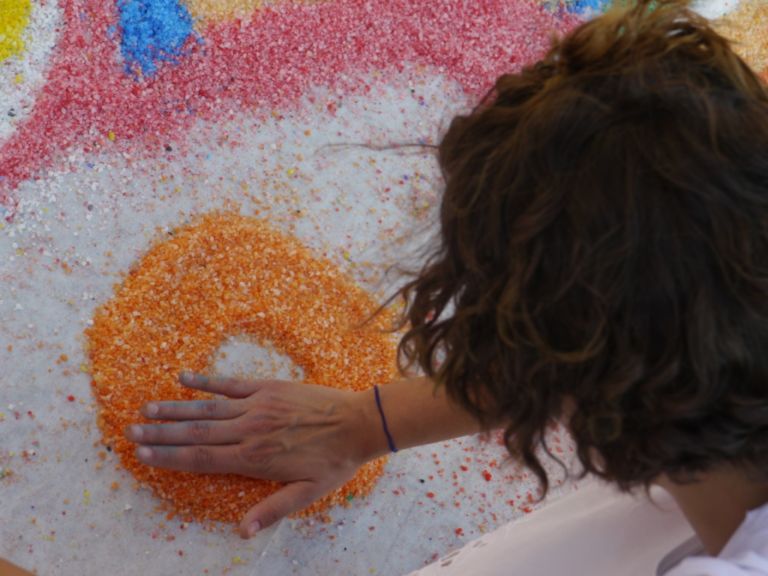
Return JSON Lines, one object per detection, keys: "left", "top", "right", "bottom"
{"left": 664, "top": 503, "right": 768, "bottom": 576}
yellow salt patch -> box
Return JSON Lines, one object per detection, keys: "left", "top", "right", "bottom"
{"left": 186, "top": 0, "right": 323, "bottom": 24}
{"left": 715, "top": 0, "right": 768, "bottom": 74}
{"left": 0, "top": 0, "right": 31, "bottom": 62}
{"left": 186, "top": 0, "right": 267, "bottom": 23}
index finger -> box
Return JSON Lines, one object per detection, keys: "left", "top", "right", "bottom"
{"left": 179, "top": 372, "right": 271, "bottom": 398}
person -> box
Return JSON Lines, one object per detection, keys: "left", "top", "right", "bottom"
{"left": 125, "top": 0, "right": 768, "bottom": 573}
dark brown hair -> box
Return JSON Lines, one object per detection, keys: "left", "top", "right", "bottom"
{"left": 395, "top": 0, "right": 768, "bottom": 493}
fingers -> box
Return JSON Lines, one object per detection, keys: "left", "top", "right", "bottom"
{"left": 179, "top": 372, "right": 269, "bottom": 399}
{"left": 126, "top": 419, "right": 242, "bottom": 446}
{"left": 135, "top": 444, "right": 242, "bottom": 474}
{"left": 239, "top": 481, "right": 325, "bottom": 538}
{"left": 141, "top": 398, "right": 245, "bottom": 421}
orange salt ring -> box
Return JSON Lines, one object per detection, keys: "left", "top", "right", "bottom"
{"left": 86, "top": 213, "right": 397, "bottom": 524}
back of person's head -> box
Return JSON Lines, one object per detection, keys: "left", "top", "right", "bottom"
{"left": 397, "top": 0, "right": 768, "bottom": 492}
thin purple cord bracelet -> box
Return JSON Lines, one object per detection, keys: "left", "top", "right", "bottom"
{"left": 373, "top": 384, "right": 398, "bottom": 453}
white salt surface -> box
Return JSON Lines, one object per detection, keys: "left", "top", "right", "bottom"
{"left": 0, "top": 72, "right": 576, "bottom": 575}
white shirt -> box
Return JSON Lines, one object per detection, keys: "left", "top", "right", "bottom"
{"left": 408, "top": 481, "right": 695, "bottom": 576}
{"left": 409, "top": 482, "right": 768, "bottom": 576}
{"left": 665, "top": 503, "right": 768, "bottom": 576}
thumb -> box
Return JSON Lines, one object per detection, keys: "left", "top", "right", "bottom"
{"left": 239, "top": 481, "right": 325, "bottom": 539}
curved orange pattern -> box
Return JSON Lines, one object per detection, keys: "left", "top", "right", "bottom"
{"left": 87, "top": 213, "right": 398, "bottom": 524}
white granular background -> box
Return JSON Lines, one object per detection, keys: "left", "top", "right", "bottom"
{"left": 0, "top": 1, "right": 748, "bottom": 575}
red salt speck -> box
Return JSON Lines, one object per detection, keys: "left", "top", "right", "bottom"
{"left": 454, "top": 527, "right": 464, "bottom": 537}
{"left": 0, "top": 0, "right": 579, "bottom": 204}
{"left": 426, "top": 491, "right": 435, "bottom": 499}
{"left": 66, "top": 395, "right": 75, "bottom": 402}
{"left": 482, "top": 470, "right": 492, "bottom": 482}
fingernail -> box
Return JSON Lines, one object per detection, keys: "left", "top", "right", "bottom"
{"left": 248, "top": 521, "right": 261, "bottom": 537}
{"left": 129, "top": 425, "right": 143, "bottom": 440}
{"left": 137, "top": 446, "right": 153, "bottom": 460}
{"left": 145, "top": 403, "right": 159, "bottom": 417}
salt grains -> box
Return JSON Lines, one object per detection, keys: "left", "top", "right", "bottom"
{"left": 86, "top": 213, "right": 398, "bottom": 524}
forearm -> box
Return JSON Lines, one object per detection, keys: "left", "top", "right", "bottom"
{"left": 129, "top": 373, "right": 488, "bottom": 534}
{"left": 355, "top": 377, "right": 485, "bottom": 461}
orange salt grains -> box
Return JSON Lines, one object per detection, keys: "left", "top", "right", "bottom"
{"left": 715, "top": 0, "right": 768, "bottom": 74}
{"left": 86, "top": 213, "right": 398, "bottom": 524}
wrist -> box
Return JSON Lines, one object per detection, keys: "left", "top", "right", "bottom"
{"left": 349, "top": 388, "right": 391, "bottom": 464}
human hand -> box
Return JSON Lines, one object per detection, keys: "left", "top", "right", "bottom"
{"left": 125, "top": 373, "right": 384, "bottom": 538}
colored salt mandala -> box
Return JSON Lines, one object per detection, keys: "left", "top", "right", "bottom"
{"left": 0, "top": 0, "right": 580, "bottom": 207}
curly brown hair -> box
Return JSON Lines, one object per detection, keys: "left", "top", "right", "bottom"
{"left": 395, "top": 0, "right": 768, "bottom": 494}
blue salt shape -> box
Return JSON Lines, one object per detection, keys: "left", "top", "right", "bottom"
{"left": 117, "top": 0, "right": 194, "bottom": 76}
{"left": 565, "top": 0, "right": 613, "bottom": 15}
